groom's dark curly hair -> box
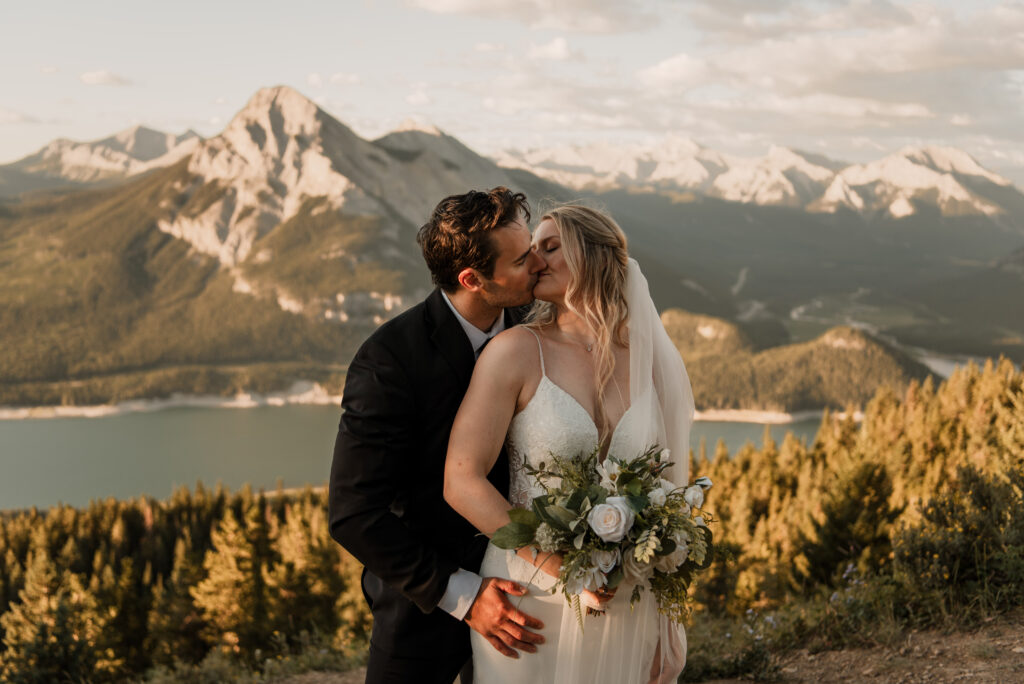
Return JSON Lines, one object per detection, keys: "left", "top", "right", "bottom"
{"left": 417, "top": 187, "right": 531, "bottom": 292}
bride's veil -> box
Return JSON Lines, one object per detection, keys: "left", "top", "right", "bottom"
{"left": 626, "top": 258, "right": 695, "bottom": 487}
{"left": 625, "top": 257, "right": 694, "bottom": 680}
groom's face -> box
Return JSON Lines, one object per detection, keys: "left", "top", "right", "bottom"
{"left": 476, "top": 216, "right": 545, "bottom": 308}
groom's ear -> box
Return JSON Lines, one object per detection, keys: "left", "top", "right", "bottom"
{"left": 457, "top": 268, "right": 484, "bottom": 292}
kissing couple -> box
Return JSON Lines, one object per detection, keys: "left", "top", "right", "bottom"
{"left": 329, "top": 188, "right": 694, "bottom": 684}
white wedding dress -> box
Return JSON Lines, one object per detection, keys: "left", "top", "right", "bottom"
{"left": 471, "top": 325, "right": 687, "bottom": 684}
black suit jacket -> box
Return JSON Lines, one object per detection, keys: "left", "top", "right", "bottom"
{"left": 329, "top": 288, "right": 516, "bottom": 658}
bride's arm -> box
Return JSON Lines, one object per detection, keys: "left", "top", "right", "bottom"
{"left": 444, "top": 329, "right": 561, "bottom": 577}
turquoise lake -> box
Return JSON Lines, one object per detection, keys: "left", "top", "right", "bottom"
{"left": 0, "top": 405, "right": 821, "bottom": 510}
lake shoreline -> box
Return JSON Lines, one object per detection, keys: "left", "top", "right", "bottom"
{"left": 0, "top": 381, "right": 342, "bottom": 421}
{"left": 1, "top": 381, "right": 852, "bottom": 424}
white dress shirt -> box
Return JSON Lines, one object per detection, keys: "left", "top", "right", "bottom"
{"left": 436, "top": 291, "right": 506, "bottom": 619}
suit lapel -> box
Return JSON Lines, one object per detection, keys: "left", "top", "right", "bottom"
{"left": 426, "top": 289, "right": 475, "bottom": 387}
{"left": 505, "top": 304, "right": 528, "bottom": 328}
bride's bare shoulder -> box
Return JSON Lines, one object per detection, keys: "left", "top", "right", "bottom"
{"left": 476, "top": 324, "right": 545, "bottom": 373}
{"left": 480, "top": 324, "right": 540, "bottom": 358}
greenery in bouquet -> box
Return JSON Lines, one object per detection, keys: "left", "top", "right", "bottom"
{"left": 491, "top": 445, "right": 714, "bottom": 623}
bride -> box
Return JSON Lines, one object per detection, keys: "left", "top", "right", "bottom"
{"left": 444, "top": 204, "right": 695, "bottom": 684}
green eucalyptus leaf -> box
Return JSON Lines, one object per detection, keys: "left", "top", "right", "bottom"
{"left": 547, "top": 505, "right": 577, "bottom": 528}
{"left": 491, "top": 523, "right": 536, "bottom": 550}
{"left": 507, "top": 508, "right": 539, "bottom": 528}
{"left": 626, "top": 494, "right": 649, "bottom": 513}
{"left": 606, "top": 566, "right": 624, "bottom": 590}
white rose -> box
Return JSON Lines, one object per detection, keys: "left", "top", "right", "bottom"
{"left": 654, "top": 539, "right": 689, "bottom": 573}
{"left": 683, "top": 485, "right": 704, "bottom": 509}
{"left": 648, "top": 487, "right": 667, "bottom": 507}
{"left": 658, "top": 449, "right": 671, "bottom": 463}
{"left": 591, "top": 548, "right": 620, "bottom": 574}
{"left": 622, "top": 547, "right": 654, "bottom": 584}
{"left": 587, "top": 496, "right": 636, "bottom": 543}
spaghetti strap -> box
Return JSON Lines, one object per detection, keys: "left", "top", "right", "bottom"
{"left": 522, "top": 326, "right": 547, "bottom": 377}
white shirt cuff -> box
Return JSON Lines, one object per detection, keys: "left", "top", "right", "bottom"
{"left": 438, "top": 568, "right": 483, "bottom": 620}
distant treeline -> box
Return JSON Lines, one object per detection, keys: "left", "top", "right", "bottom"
{"left": 0, "top": 360, "right": 1021, "bottom": 682}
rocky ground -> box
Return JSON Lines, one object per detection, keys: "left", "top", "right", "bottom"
{"left": 273, "top": 609, "right": 1024, "bottom": 683}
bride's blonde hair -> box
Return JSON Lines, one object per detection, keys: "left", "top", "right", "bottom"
{"left": 527, "top": 204, "right": 630, "bottom": 439}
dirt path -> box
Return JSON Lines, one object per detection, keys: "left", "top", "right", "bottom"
{"left": 272, "top": 610, "right": 1024, "bottom": 684}
{"left": 708, "top": 609, "right": 1024, "bottom": 684}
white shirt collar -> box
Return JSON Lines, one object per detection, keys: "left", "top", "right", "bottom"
{"left": 441, "top": 290, "right": 506, "bottom": 357}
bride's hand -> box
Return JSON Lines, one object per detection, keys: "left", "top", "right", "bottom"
{"left": 518, "top": 547, "right": 562, "bottom": 578}
{"left": 581, "top": 585, "right": 617, "bottom": 611}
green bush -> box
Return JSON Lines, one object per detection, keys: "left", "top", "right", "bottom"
{"left": 892, "top": 463, "right": 1024, "bottom": 623}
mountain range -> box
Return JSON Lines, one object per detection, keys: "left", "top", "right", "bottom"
{"left": 8, "top": 111, "right": 1024, "bottom": 226}
{"left": 1, "top": 85, "right": 1021, "bottom": 410}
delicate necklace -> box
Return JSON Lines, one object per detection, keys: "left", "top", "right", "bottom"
{"left": 560, "top": 329, "right": 595, "bottom": 352}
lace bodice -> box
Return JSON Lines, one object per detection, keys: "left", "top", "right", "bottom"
{"left": 506, "top": 328, "right": 650, "bottom": 508}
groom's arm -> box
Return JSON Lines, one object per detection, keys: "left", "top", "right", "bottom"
{"left": 328, "top": 338, "right": 458, "bottom": 613}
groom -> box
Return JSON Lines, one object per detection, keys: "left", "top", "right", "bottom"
{"left": 329, "top": 188, "right": 547, "bottom": 683}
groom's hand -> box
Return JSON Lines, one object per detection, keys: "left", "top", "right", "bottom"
{"left": 464, "top": 577, "right": 545, "bottom": 658}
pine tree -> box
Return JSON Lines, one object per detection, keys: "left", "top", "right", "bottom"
{"left": 0, "top": 537, "right": 112, "bottom": 683}
{"left": 190, "top": 506, "right": 271, "bottom": 653}
{"left": 146, "top": 534, "right": 209, "bottom": 666}
{"left": 795, "top": 458, "right": 902, "bottom": 588}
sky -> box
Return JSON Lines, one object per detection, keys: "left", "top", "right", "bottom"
{"left": 2, "top": 0, "right": 1024, "bottom": 184}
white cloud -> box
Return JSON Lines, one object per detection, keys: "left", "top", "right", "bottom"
{"left": 951, "top": 114, "right": 973, "bottom": 126}
{"left": 0, "top": 107, "right": 37, "bottom": 124}
{"left": 329, "top": 72, "right": 361, "bottom": 85}
{"left": 407, "top": 85, "right": 431, "bottom": 106}
{"left": 638, "top": 53, "right": 708, "bottom": 88}
{"left": 407, "top": 0, "right": 656, "bottom": 33}
{"left": 712, "top": 93, "right": 934, "bottom": 120}
{"left": 79, "top": 70, "right": 131, "bottom": 86}
{"left": 307, "top": 73, "right": 324, "bottom": 88}
{"left": 474, "top": 42, "right": 505, "bottom": 53}
{"left": 527, "top": 37, "right": 573, "bottom": 61}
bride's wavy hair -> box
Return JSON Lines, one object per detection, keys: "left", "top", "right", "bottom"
{"left": 526, "top": 204, "right": 630, "bottom": 438}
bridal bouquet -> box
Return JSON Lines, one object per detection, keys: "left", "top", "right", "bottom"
{"left": 491, "top": 445, "right": 713, "bottom": 623}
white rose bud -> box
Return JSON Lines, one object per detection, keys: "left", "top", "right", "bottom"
{"left": 591, "top": 548, "right": 620, "bottom": 574}
{"left": 587, "top": 496, "right": 636, "bottom": 543}
{"left": 683, "top": 485, "right": 704, "bottom": 509}
{"left": 695, "top": 516, "right": 706, "bottom": 528}
{"left": 658, "top": 449, "right": 671, "bottom": 463}
{"left": 622, "top": 547, "right": 654, "bottom": 584}
{"left": 648, "top": 487, "right": 667, "bottom": 507}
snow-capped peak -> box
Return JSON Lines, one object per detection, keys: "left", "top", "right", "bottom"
{"left": 8, "top": 123, "right": 200, "bottom": 182}
{"left": 159, "top": 85, "right": 518, "bottom": 267}
{"left": 899, "top": 145, "right": 1011, "bottom": 187}
{"left": 839, "top": 150, "right": 1004, "bottom": 217}
{"left": 395, "top": 117, "right": 443, "bottom": 136}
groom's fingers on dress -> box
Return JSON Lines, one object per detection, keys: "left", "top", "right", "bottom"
{"left": 506, "top": 607, "right": 544, "bottom": 631}
{"left": 494, "top": 579, "right": 527, "bottom": 596}
{"left": 499, "top": 628, "right": 538, "bottom": 655}
{"left": 501, "top": 620, "right": 543, "bottom": 649}
{"left": 485, "top": 634, "right": 518, "bottom": 658}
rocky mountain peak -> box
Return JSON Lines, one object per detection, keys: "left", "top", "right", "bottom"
{"left": 899, "top": 145, "right": 1012, "bottom": 187}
